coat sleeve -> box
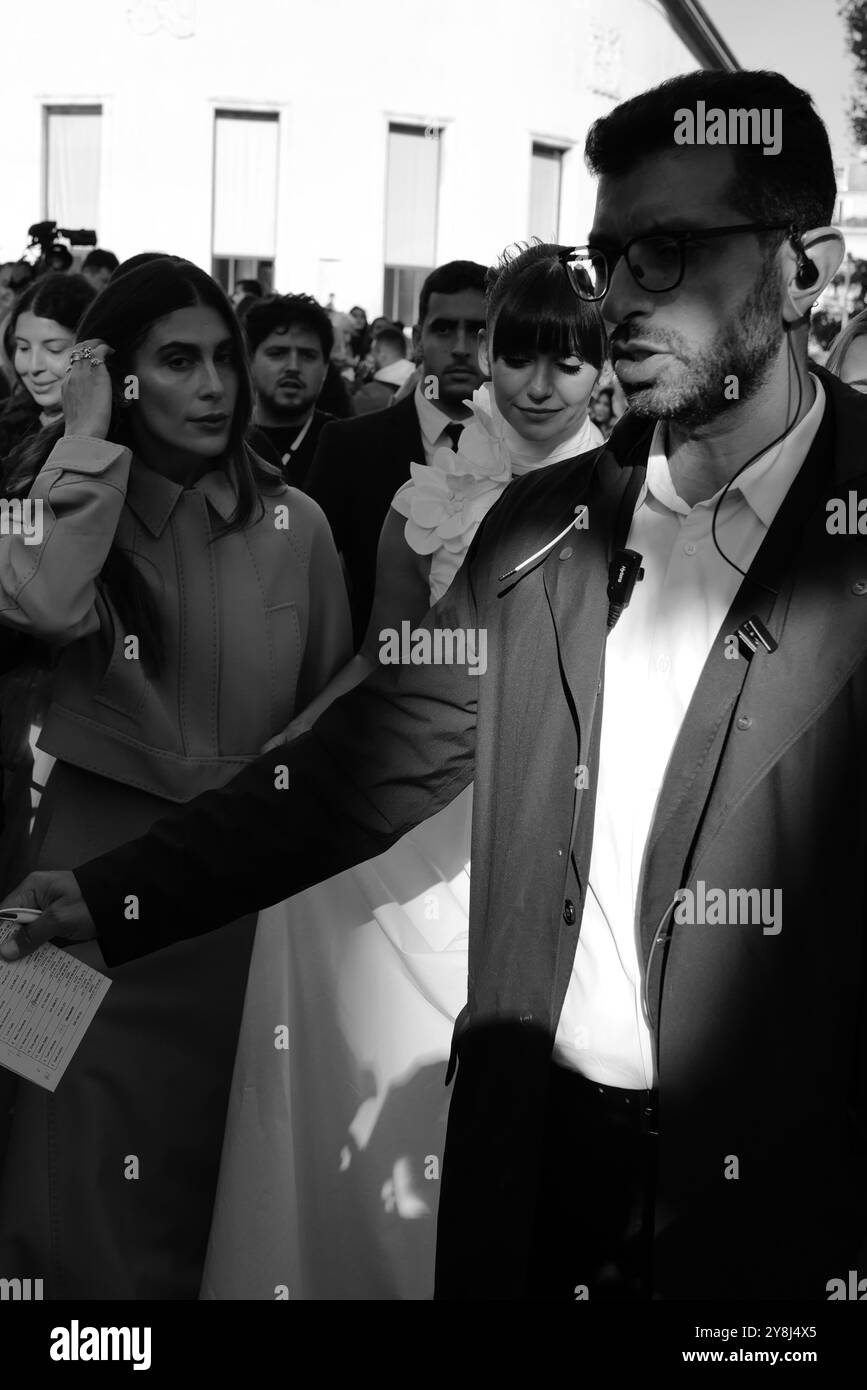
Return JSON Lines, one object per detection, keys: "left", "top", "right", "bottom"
{"left": 0, "top": 435, "right": 131, "bottom": 642}
{"left": 74, "top": 541, "right": 483, "bottom": 965}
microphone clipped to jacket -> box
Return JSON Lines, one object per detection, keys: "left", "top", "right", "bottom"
{"left": 606, "top": 548, "right": 645, "bottom": 630}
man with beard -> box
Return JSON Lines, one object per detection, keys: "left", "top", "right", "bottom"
{"left": 245, "top": 293, "right": 336, "bottom": 491}
{"left": 4, "top": 70, "right": 866, "bottom": 1303}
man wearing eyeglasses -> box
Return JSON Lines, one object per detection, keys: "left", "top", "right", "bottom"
{"left": 3, "top": 69, "right": 866, "bottom": 1305}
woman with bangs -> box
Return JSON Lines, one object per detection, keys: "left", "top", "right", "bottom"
{"left": 202, "top": 242, "right": 607, "bottom": 1301}
{"left": 0, "top": 258, "right": 352, "bottom": 1298}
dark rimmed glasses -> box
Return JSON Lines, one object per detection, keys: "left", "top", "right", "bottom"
{"left": 559, "top": 222, "right": 792, "bottom": 300}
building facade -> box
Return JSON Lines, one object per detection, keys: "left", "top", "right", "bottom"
{"left": 3, "top": 0, "right": 736, "bottom": 317}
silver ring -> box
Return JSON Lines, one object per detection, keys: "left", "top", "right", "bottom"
{"left": 89, "top": 357, "right": 105, "bottom": 369}
{"left": 68, "top": 348, "right": 93, "bottom": 365}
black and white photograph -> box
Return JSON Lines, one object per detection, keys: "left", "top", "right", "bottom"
{"left": 0, "top": 0, "right": 866, "bottom": 1368}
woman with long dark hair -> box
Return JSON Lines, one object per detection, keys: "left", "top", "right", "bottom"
{"left": 0, "top": 272, "right": 95, "bottom": 463}
{"left": 202, "top": 242, "right": 606, "bottom": 1300}
{"left": 0, "top": 257, "right": 352, "bottom": 1298}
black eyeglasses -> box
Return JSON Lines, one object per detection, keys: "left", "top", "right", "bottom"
{"left": 560, "top": 222, "right": 792, "bottom": 300}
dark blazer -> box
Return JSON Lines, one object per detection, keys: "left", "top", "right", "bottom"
{"left": 249, "top": 410, "right": 336, "bottom": 492}
{"left": 74, "top": 366, "right": 867, "bottom": 1299}
{"left": 305, "top": 392, "right": 424, "bottom": 645}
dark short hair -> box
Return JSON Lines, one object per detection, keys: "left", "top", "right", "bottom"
{"left": 417, "top": 260, "right": 487, "bottom": 328}
{"left": 244, "top": 293, "right": 334, "bottom": 359}
{"left": 485, "top": 242, "right": 607, "bottom": 369}
{"left": 45, "top": 244, "right": 73, "bottom": 271}
{"left": 585, "top": 70, "right": 836, "bottom": 239}
{"left": 236, "top": 278, "right": 262, "bottom": 297}
{"left": 0, "top": 260, "right": 35, "bottom": 293}
{"left": 372, "top": 325, "right": 406, "bottom": 355}
{"left": 83, "top": 248, "right": 120, "bottom": 273}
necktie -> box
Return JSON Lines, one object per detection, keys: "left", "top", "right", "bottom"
{"left": 443, "top": 422, "right": 464, "bottom": 452}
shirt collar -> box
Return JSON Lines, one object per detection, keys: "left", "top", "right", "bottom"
{"left": 639, "top": 373, "right": 826, "bottom": 526}
{"left": 414, "top": 379, "right": 471, "bottom": 447}
{"left": 124, "top": 460, "right": 245, "bottom": 538}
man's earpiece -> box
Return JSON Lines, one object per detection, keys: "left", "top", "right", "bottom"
{"left": 788, "top": 228, "right": 819, "bottom": 289}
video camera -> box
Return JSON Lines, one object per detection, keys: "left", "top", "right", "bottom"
{"left": 25, "top": 220, "right": 97, "bottom": 273}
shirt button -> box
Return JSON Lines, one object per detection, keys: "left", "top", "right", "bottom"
{"left": 736, "top": 714, "right": 753, "bottom": 730}
{"left": 559, "top": 546, "right": 573, "bottom": 560}
{"left": 684, "top": 542, "right": 697, "bottom": 556}
{"left": 852, "top": 579, "right": 867, "bottom": 595}
{"left": 656, "top": 655, "right": 671, "bottom": 673}
{"left": 556, "top": 848, "right": 564, "bottom": 857}
{"left": 563, "top": 899, "right": 577, "bottom": 926}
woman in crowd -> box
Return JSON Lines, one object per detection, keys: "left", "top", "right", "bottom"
{"left": 201, "top": 241, "right": 607, "bottom": 1300}
{"left": 0, "top": 257, "right": 352, "bottom": 1298}
{"left": 825, "top": 307, "right": 867, "bottom": 390}
{"left": 0, "top": 273, "right": 95, "bottom": 463}
{"left": 0, "top": 274, "right": 96, "bottom": 901}
{"left": 0, "top": 261, "right": 36, "bottom": 401}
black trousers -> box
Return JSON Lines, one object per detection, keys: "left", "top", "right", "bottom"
{"left": 527, "top": 1062, "right": 659, "bottom": 1300}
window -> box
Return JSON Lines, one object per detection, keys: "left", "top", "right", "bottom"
{"left": 384, "top": 123, "right": 441, "bottom": 321}
{"left": 212, "top": 258, "right": 274, "bottom": 296}
{"left": 44, "top": 106, "right": 102, "bottom": 229}
{"left": 212, "top": 110, "right": 279, "bottom": 289}
{"left": 529, "top": 143, "right": 565, "bottom": 241}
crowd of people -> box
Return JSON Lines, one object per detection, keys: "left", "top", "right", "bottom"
{"left": 0, "top": 65, "right": 866, "bottom": 1304}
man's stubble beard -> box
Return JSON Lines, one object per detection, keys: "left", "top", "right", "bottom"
{"left": 618, "top": 263, "right": 784, "bottom": 430}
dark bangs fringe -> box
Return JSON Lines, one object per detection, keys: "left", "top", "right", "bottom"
{"left": 490, "top": 259, "right": 607, "bottom": 369}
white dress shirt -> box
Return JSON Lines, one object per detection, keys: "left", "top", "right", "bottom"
{"left": 413, "top": 380, "right": 474, "bottom": 464}
{"left": 553, "top": 375, "right": 826, "bottom": 1088}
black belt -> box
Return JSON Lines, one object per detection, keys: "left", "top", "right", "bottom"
{"left": 553, "top": 1063, "right": 659, "bottom": 1131}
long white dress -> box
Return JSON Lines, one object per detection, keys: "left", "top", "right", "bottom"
{"left": 200, "top": 388, "right": 603, "bottom": 1300}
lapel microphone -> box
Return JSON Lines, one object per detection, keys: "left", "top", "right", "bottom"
{"left": 607, "top": 548, "right": 645, "bottom": 629}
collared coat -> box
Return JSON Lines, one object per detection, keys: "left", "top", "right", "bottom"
{"left": 75, "top": 367, "right": 867, "bottom": 1299}
{"left": 0, "top": 434, "right": 352, "bottom": 1298}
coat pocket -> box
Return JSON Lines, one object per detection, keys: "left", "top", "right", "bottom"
{"left": 264, "top": 600, "right": 302, "bottom": 729}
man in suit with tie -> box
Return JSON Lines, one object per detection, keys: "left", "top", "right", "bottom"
{"left": 306, "top": 260, "right": 488, "bottom": 645}
{"left": 4, "top": 69, "right": 866, "bottom": 1302}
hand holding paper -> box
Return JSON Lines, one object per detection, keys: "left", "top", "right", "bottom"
{"left": 0, "top": 871, "right": 97, "bottom": 960}
{"left": 0, "top": 917, "right": 110, "bottom": 1091}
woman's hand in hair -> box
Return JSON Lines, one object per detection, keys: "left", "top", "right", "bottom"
{"left": 62, "top": 338, "right": 116, "bottom": 440}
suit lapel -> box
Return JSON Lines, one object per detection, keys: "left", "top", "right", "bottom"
{"left": 638, "top": 371, "right": 867, "bottom": 975}
{"left": 541, "top": 416, "right": 654, "bottom": 739}
{"left": 383, "top": 392, "right": 425, "bottom": 472}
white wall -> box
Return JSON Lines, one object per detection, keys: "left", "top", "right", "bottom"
{"left": 3, "top": 0, "right": 706, "bottom": 316}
